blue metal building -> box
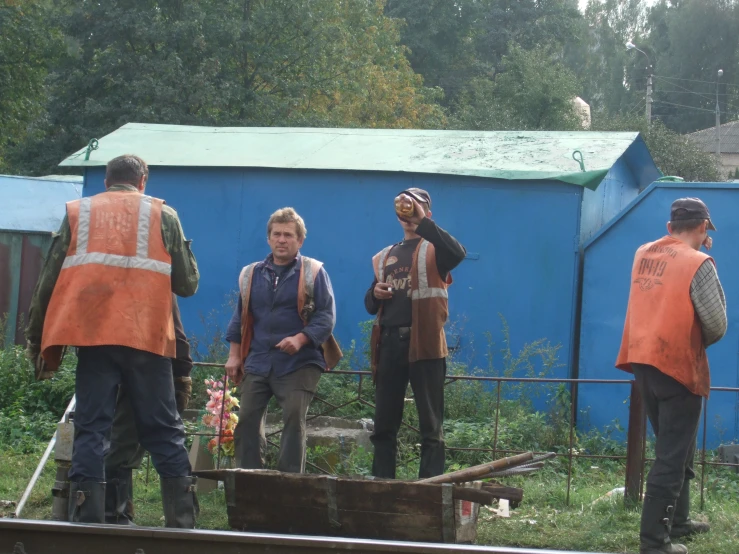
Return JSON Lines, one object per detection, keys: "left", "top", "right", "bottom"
{"left": 59, "top": 124, "right": 660, "bottom": 379}
{"left": 579, "top": 181, "right": 739, "bottom": 448}
{"left": 0, "top": 175, "right": 82, "bottom": 346}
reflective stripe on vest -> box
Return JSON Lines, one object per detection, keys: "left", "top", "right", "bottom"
{"left": 303, "top": 257, "right": 316, "bottom": 298}
{"left": 377, "top": 246, "right": 392, "bottom": 282}
{"left": 239, "top": 263, "right": 258, "bottom": 301}
{"left": 62, "top": 196, "right": 171, "bottom": 276}
{"left": 411, "top": 241, "right": 448, "bottom": 300}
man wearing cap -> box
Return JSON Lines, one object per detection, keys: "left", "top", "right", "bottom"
{"left": 616, "top": 197, "right": 727, "bottom": 553}
{"left": 25, "top": 154, "right": 200, "bottom": 527}
{"left": 365, "top": 188, "right": 466, "bottom": 479}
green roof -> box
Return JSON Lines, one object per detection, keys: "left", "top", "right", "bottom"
{"left": 60, "top": 123, "right": 653, "bottom": 190}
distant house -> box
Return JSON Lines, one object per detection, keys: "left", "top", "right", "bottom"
{"left": 0, "top": 175, "right": 82, "bottom": 346}
{"left": 687, "top": 121, "right": 739, "bottom": 177}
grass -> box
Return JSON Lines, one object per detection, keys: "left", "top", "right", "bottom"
{"left": 3, "top": 448, "right": 739, "bottom": 553}
{"left": 2, "top": 329, "right": 737, "bottom": 552}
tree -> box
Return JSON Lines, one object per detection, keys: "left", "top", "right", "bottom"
{"left": 385, "top": 0, "right": 585, "bottom": 109}
{"left": 593, "top": 114, "right": 723, "bottom": 182}
{"left": 0, "top": 1, "right": 63, "bottom": 173}
{"left": 384, "top": 0, "right": 483, "bottom": 107}
{"left": 646, "top": 0, "right": 739, "bottom": 133}
{"left": 451, "top": 46, "right": 583, "bottom": 131}
{"left": 574, "top": 0, "right": 650, "bottom": 116}
{"left": 9, "top": 0, "right": 444, "bottom": 175}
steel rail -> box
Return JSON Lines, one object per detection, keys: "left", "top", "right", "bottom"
{"left": 0, "top": 519, "right": 608, "bottom": 554}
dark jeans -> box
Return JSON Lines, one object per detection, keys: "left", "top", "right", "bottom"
{"left": 70, "top": 346, "right": 191, "bottom": 482}
{"left": 632, "top": 363, "right": 703, "bottom": 500}
{"left": 234, "top": 365, "right": 322, "bottom": 473}
{"left": 371, "top": 327, "right": 446, "bottom": 479}
{"left": 104, "top": 386, "right": 148, "bottom": 473}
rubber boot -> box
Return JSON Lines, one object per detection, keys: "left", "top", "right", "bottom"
{"left": 161, "top": 476, "right": 197, "bottom": 529}
{"left": 639, "top": 495, "right": 688, "bottom": 553}
{"left": 104, "top": 469, "right": 135, "bottom": 525}
{"left": 68, "top": 481, "right": 106, "bottom": 524}
{"left": 670, "top": 482, "right": 709, "bottom": 540}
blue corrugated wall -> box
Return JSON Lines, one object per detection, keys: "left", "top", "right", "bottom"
{"left": 580, "top": 183, "right": 739, "bottom": 448}
{"left": 83, "top": 167, "right": 585, "bottom": 381}
{"left": 581, "top": 156, "right": 641, "bottom": 244}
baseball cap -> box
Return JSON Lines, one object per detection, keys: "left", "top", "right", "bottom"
{"left": 400, "top": 187, "right": 432, "bottom": 209}
{"left": 670, "top": 197, "right": 716, "bottom": 231}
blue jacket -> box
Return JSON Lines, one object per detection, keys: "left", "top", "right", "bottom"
{"left": 226, "top": 254, "right": 336, "bottom": 377}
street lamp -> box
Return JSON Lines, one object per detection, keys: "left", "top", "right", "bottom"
{"left": 716, "top": 69, "right": 723, "bottom": 158}
{"left": 626, "top": 41, "right": 653, "bottom": 125}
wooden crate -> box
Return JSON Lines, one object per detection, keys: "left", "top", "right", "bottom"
{"left": 194, "top": 469, "right": 482, "bottom": 543}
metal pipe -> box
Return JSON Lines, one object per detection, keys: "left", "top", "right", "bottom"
{"left": 565, "top": 390, "right": 575, "bottom": 506}
{"left": 216, "top": 371, "right": 228, "bottom": 470}
{"left": 700, "top": 397, "right": 708, "bottom": 510}
{"left": 14, "top": 395, "right": 76, "bottom": 518}
{"left": 197, "top": 364, "right": 739, "bottom": 393}
{"left": 492, "top": 381, "right": 502, "bottom": 459}
{"left": 624, "top": 381, "right": 645, "bottom": 506}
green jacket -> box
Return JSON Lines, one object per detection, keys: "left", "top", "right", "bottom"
{"left": 25, "top": 184, "right": 199, "bottom": 345}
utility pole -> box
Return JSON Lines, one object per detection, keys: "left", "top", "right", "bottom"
{"left": 626, "top": 41, "right": 652, "bottom": 126}
{"left": 716, "top": 69, "right": 724, "bottom": 158}
{"left": 646, "top": 71, "right": 653, "bottom": 125}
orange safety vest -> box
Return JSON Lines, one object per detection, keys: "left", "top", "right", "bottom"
{"left": 41, "top": 191, "right": 175, "bottom": 371}
{"left": 370, "top": 240, "right": 452, "bottom": 373}
{"left": 237, "top": 256, "right": 342, "bottom": 370}
{"left": 615, "top": 235, "right": 712, "bottom": 397}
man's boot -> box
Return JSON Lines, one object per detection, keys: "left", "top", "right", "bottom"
{"left": 639, "top": 495, "right": 688, "bottom": 553}
{"left": 670, "top": 482, "right": 709, "bottom": 540}
{"left": 160, "top": 476, "right": 197, "bottom": 529}
{"left": 104, "top": 469, "right": 135, "bottom": 525}
{"left": 68, "top": 481, "right": 106, "bottom": 524}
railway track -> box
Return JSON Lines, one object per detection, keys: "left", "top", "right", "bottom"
{"left": 0, "top": 519, "right": 606, "bottom": 554}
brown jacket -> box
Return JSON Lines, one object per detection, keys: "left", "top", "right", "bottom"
{"left": 371, "top": 240, "right": 452, "bottom": 373}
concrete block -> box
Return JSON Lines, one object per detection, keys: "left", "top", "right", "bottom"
{"left": 718, "top": 444, "right": 739, "bottom": 473}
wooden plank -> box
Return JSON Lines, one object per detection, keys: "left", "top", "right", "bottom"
{"left": 232, "top": 472, "right": 330, "bottom": 508}
{"left": 481, "top": 484, "right": 524, "bottom": 503}
{"left": 337, "top": 479, "right": 441, "bottom": 516}
{"left": 335, "top": 511, "right": 443, "bottom": 542}
{"left": 419, "top": 452, "right": 534, "bottom": 484}
{"left": 228, "top": 506, "right": 330, "bottom": 535}
{"left": 441, "top": 483, "right": 455, "bottom": 543}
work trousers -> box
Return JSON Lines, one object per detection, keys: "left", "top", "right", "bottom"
{"left": 234, "top": 365, "right": 322, "bottom": 473}
{"left": 371, "top": 327, "right": 446, "bottom": 479}
{"left": 104, "top": 386, "right": 152, "bottom": 473}
{"left": 70, "top": 346, "right": 191, "bottom": 482}
{"left": 632, "top": 363, "right": 703, "bottom": 500}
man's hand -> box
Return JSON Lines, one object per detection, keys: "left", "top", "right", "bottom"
{"left": 25, "top": 341, "right": 52, "bottom": 381}
{"left": 702, "top": 235, "right": 713, "bottom": 250}
{"left": 398, "top": 197, "right": 427, "bottom": 228}
{"left": 373, "top": 281, "right": 393, "bottom": 300}
{"left": 276, "top": 333, "right": 310, "bottom": 355}
{"left": 225, "top": 355, "right": 244, "bottom": 385}
{"left": 173, "top": 376, "right": 192, "bottom": 413}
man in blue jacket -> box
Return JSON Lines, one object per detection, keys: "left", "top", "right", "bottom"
{"left": 225, "top": 207, "right": 339, "bottom": 473}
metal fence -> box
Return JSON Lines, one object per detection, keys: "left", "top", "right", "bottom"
{"left": 190, "top": 362, "right": 739, "bottom": 509}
